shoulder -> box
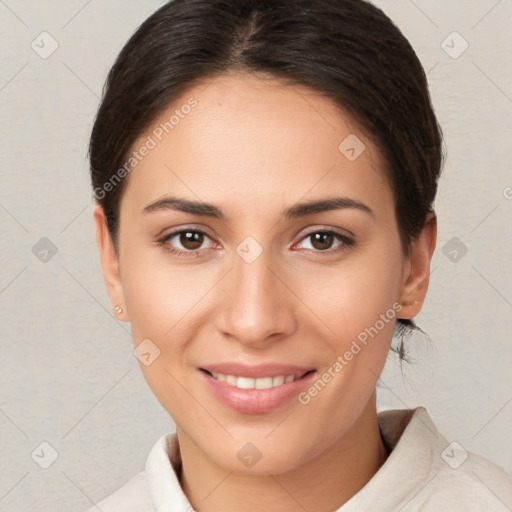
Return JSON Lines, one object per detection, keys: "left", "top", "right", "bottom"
{"left": 415, "top": 450, "right": 512, "bottom": 510}
{"left": 387, "top": 407, "right": 512, "bottom": 510}
{"left": 358, "top": 407, "right": 512, "bottom": 511}
{"left": 84, "top": 470, "right": 154, "bottom": 512}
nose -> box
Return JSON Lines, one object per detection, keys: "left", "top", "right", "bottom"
{"left": 214, "top": 246, "right": 298, "bottom": 349}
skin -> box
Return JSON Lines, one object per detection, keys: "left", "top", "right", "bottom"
{"left": 94, "top": 73, "right": 436, "bottom": 511}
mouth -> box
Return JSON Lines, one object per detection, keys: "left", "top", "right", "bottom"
{"left": 198, "top": 366, "right": 317, "bottom": 414}
{"left": 199, "top": 368, "right": 315, "bottom": 390}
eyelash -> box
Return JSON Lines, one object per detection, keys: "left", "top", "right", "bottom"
{"left": 156, "top": 227, "right": 355, "bottom": 258}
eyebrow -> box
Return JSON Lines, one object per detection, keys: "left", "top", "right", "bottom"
{"left": 142, "top": 195, "right": 374, "bottom": 220}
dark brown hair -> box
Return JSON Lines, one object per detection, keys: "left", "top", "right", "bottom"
{"left": 89, "top": 0, "right": 444, "bottom": 356}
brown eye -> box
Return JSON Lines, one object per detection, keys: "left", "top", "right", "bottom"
{"left": 158, "top": 228, "right": 216, "bottom": 257}
{"left": 178, "top": 231, "right": 205, "bottom": 251}
{"left": 310, "top": 232, "right": 335, "bottom": 251}
{"left": 295, "top": 230, "right": 355, "bottom": 254}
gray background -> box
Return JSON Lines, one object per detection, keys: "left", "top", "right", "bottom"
{"left": 1, "top": 0, "right": 511, "bottom": 510}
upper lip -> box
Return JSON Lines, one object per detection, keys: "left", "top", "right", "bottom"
{"left": 200, "top": 363, "right": 315, "bottom": 379}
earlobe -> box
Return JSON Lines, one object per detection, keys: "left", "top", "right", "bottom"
{"left": 398, "top": 212, "right": 437, "bottom": 319}
{"left": 93, "top": 204, "right": 128, "bottom": 322}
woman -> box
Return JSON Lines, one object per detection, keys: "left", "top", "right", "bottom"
{"left": 87, "top": 0, "right": 512, "bottom": 510}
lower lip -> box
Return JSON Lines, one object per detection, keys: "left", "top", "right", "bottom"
{"left": 199, "top": 369, "right": 317, "bottom": 415}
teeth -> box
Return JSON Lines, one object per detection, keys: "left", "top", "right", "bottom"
{"left": 272, "top": 375, "right": 284, "bottom": 387}
{"left": 225, "top": 374, "right": 237, "bottom": 386}
{"left": 210, "top": 372, "right": 302, "bottom": 389}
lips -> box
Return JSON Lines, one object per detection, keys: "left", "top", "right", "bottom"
{"left": 198, "top": 363, "right": 317, "bottom": 414}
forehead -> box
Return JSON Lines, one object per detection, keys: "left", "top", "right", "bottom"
{"left": 122, "top": 72, "right": 392, "bottom": 218}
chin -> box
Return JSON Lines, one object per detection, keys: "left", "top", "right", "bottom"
{"left": 201, "top": 432, "right": 317, "bottom": 476}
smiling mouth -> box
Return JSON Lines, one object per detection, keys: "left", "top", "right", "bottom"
{"left": 200, "top": 369, "right": 316, "bottom": 390}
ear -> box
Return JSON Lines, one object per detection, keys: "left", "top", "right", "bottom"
{"left": 93, "top": 204, "right": 128, "bottom": 322}
{"left": 398, "top": 212, "right": 437, "bottom": 319}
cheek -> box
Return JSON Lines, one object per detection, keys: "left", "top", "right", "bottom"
{"left": 120, "top": 242, "right": 212, "bottom": 339}
{"left": 299, "top": 246, "right": 403, "bottom": 336}
{"left": 120, "top": 253, "right": 207, "bottom": 415}
{"left": 297, "top": 249, "right": 404, "bottom": 392}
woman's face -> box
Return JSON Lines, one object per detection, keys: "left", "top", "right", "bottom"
{"left": 95, "top": 73, "right": 433, "bottom": 474}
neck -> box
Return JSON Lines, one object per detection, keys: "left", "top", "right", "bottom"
{"left": 177, "top": 392, "right": 388, "bottom": 512}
